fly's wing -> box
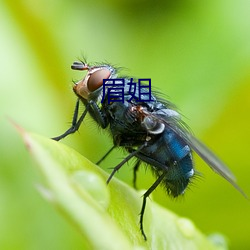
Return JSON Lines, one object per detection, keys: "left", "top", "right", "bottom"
{"left": 152, "top": 109, "right": 247, "bottom": 198}
{"left": 183, "top": 132, "right": 248, "bottom": 198}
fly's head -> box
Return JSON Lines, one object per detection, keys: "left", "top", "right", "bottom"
{"left": 72, "top": 61, "right": 116, "bottom": 101}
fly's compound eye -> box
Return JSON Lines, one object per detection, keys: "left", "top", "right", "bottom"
{"left": 87, "top": 68, "right": 111, "bottom": 92}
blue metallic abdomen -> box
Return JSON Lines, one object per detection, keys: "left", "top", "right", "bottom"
{"left": 137, "top": 128, "right": 194, "bottom": 197}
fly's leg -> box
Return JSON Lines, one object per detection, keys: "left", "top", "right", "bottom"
{"left": 133, "top": 160, "right": 141, "bottom": 189}
{"left": 140, "top": 172, "right": 166, "bottom": 240}
{"left": 107, "top": 144, "right": 146, "bottom": 184}
{"left": 96, "top": 145, "right": 116, "bottom": 165}
{"left": 88, "top": 100, "right": 107, "bottom": 129}
{"left": 52, "top": 99, "right": 88, "bottom": 141}
{"left": 52, "top": 99, "right": 108, "bottom": 141}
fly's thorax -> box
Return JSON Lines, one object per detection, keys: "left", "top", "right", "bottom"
{"left": 140, "top": 108, "right": 181, "bottom": 135}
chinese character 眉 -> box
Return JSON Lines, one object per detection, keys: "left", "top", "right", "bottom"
{"left": 52, "top": 60, "right": 246, "bottom": 240}
{"left": 101, "top": 78, "right": 153, "bottom": 104}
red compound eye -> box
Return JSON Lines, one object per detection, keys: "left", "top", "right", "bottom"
{"left": 87, "top": 68, "right": 111, "bottom": 92}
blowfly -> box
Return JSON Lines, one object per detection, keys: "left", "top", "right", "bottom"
{"left": 52, "top": 60, "right": 246, "bottom": 240}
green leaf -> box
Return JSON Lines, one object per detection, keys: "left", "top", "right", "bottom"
{"left": 19, "top": 128, "right": 226, "bottom": 250}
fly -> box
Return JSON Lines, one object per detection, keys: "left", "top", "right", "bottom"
{"left": 52, "top": 60, "right": 247, "bottom": 240}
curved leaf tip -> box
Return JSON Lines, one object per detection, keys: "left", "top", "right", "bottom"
{"left": 16, "top": 127, "right": 227, "bottom": 250}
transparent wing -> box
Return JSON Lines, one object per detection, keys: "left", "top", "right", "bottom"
{"left": 148, "top": 109, "right": 247, "bottom": 198}
{"left": 168, "top": 121, "right": 247, "bottom": 198}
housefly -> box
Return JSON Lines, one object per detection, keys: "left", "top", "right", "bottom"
{"left": 52, "top": 60, "right": 246, "bottom": 240}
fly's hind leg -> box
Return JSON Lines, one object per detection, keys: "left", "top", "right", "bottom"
{"left": 140, "top": 172, "right": 166, "bottom": 240}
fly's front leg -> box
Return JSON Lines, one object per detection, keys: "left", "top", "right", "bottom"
{"left": 52, "top": 99, "right": 88, "bottom": 141}
{"left": 52, "top": 99, "right": 108, "bottom": 141}
{"left": 89, "top": 100, "right": 108, "bottom": 129}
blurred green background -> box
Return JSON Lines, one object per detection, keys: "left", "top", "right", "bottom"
{"left": 1, "top": 0, "right": 250, "bottom": 249}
